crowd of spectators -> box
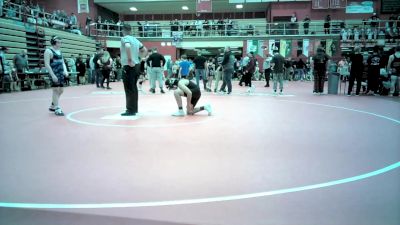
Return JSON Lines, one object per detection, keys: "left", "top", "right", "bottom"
{"left": 1, "top": 0, "right": 81, "bottom": 34}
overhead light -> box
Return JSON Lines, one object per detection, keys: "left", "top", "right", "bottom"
{"left": 182, "top": 6, "right": 189, "bottom": 10}
{"left": 129, "top": 7, "right": 137, "bottom": 11}
{"left": 236, "top": 4, "right": 243, "bottom": 9}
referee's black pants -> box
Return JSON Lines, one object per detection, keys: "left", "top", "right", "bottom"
{"left": 123, "top": 65, "right": 139, "bottom": 113}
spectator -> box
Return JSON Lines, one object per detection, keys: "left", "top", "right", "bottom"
{"left": 365, "top": 46, "right": 381, "bottom": 95}
{"left": 312, "top": 48, "right": 329, "bottom": 94}
{"left": 324, "top": 15, "right": 331, "bottom": 34}
{"left": 290, "top": 13, "right": 297, "bottom": 35}
{"left": 348, "top": 47, "right": 364, "bottom": 96}
{"left": 98, "top": 51, "right": 112, "bottom": 89}
{"left": 243, "top": 52, "right": 256, "bottom": 92}
{"left": 387, "top": 46, "right": 400, "bottom": 97}
{"left": 13, "top": 49, "right": 28, "bottom": 70}
{"left": 178, "top": 55, "right": 191, "bottom": 79}
{"left": 0, "top": 0, "right": 3, "bottom": 17}
{"left": 271, "top": 49, "right": 285, "bottom": 95}
{"left": 93, "top": 48, "right": 103, "bottom": 88}
{"left": 96, "top": 16, "right": 102, "bottom": 34}
{"left": 369, "top": 13, "right": 379, "bottom": 30}
{"left": 85, "top": 54, "right": 92, "bottom": 83}
{"left": 115, "top": 55, "right": 122, "bottom": 81}
{"left": 338, "top": 56, "right": 350, "bottom": 81}
{"left": 239, "top": 54, "right": 250, "bottom": 86}
{"left": 263, "top": 53, "right": 273, "bottom": 87}
{"left": 295, "top": 58, "right": 306, "bottom": 81}
{"left": 219, "top": 46, "right": 235, "bottom": 94}
{"left": 85, "top": 16, "right": 92, "bottom": 36}
{"left": 303, "top": 15, "right": 310, "bottom": 35}
{"left": 0, "top": 47, "right": 11, "bottom": 91}
{"left": 146, "top": 47, "right": 166, "bottom": 94}
{"left": 205, "top": 58, "right": 215, "bottom": 91}
{"left": 69, "top": 13, "right": 77, "bottom": 28}
{"left": 76, "top": 54, "right": 86, "bottom": 85}
{"left": 193, "top": 51, "right": 207, "bottom": 90}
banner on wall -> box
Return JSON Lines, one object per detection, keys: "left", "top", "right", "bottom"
{"left": 312, "top": 0, "right": 329, "bottom": 9}
{"left": 247, "top": 40, "right": 260, "bottom": 55}
{"left": 286, "top": 40, "right": 292, "bottom": 58}
{"left": 279, "top": 40, "right": 291, "bottom": 57}
{"left": 326, "top": 39, "right": 333, "bottom": 56}
{"left": 303, "top": 39, "right": 310, "bottom": 57}
{"left": 330, "top": 0, "right": 347, "bottom": 8}
{"left": 346, "top": 1, "right": 374, "bottom": 14}
{"left": 381, "top": 0, "right": 400, "bottom": 14}
{"left": 77, "top": 0, "right": 89, "bottom": 13}
{"left": 257, "top": 40, "right": 265, "bottom": 57}
{"left": 280, "top": 40, "right": 286, "bottom": 57}
{"left": 269, "top": 40, "right": 275, "bottom": 56}
{"left": 196, "top": 0, "right": 212, "bottom": 13}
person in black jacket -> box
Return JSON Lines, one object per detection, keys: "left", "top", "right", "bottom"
{"left": 365, "top": 46, "right": 381, "bottom": 95}
{"left": 244, "top": 52, "right": 256, "bottom": 92}
{"left": 76, "top": 54, "right": 86, "bottom": 85}
{"left": 312, "top": 48, "right": 329, "bottom": 94}
{"left": 348, "top": 47, "right": 364, "bottom": 96}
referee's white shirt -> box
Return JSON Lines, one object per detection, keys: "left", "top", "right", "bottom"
{"left": 120, "top": 35, "right": 143, "bottom": 66}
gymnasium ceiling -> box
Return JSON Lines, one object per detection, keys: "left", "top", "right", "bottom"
{"left": 94, "top": 0, "right": 270, "bottom": 14}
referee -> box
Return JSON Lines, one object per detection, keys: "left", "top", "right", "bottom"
{"left": 120, "top": 24, "right": 147, "bottom": 116}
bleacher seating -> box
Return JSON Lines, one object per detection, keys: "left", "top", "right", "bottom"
{"left": 0, "top": 17, "right": 97, "bottom": 91}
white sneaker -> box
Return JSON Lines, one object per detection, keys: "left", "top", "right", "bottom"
{"left": 55, "top": 107, "right": 64, "bottom": 116}
{"left": 172, "top": 110, "right": 185, "bottom": 117}
{"left": 279, "top": 91, "right": 283, "bottom": 95}
{"left": 273, "top": 90, "right": 277, "bottom": 96}
{"left": 204, "top": 104, "right": 212, "bottom": 116}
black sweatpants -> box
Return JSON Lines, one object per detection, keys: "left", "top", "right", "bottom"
{"left": 367, "top": 67, "right": 379, "bottom": 93}
{"left": 243, "top": 71, "right": 253, "bottom": 87}
{"left": 348, "top": 72, "right": 362, "bottom": 95}
{"left": 314, "top": 70, "right": 326, "bottom": 93}
{"left": 264, "top": 68, "right": 271, "bottom": 86}
{"left": 122, "top": 65, "right": 139, "bottom": 113}
{"left": 101, "top": 69, "right": 111, "bottom": 88}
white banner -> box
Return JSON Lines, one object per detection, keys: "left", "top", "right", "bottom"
{"left": 346, "top": 1, "right": 373, "bottom": 14}
{"left": 268, "top": 40, "right": 275, "bottom": 56}
{"left": 78, "top": 0, "right": 89, "bottom": 13}
{"left": 303, "top": 39, "right": 309, "bottom": 57}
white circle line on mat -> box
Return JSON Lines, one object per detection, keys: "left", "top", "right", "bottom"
{"left": 1, "top": 100, "right": 399, "bottom": 208}
{"left": 66, "top": 106, "right": 215, "bottom": 128}
{"left": 0, "top": 161, "right": 399, "bottom": 209}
